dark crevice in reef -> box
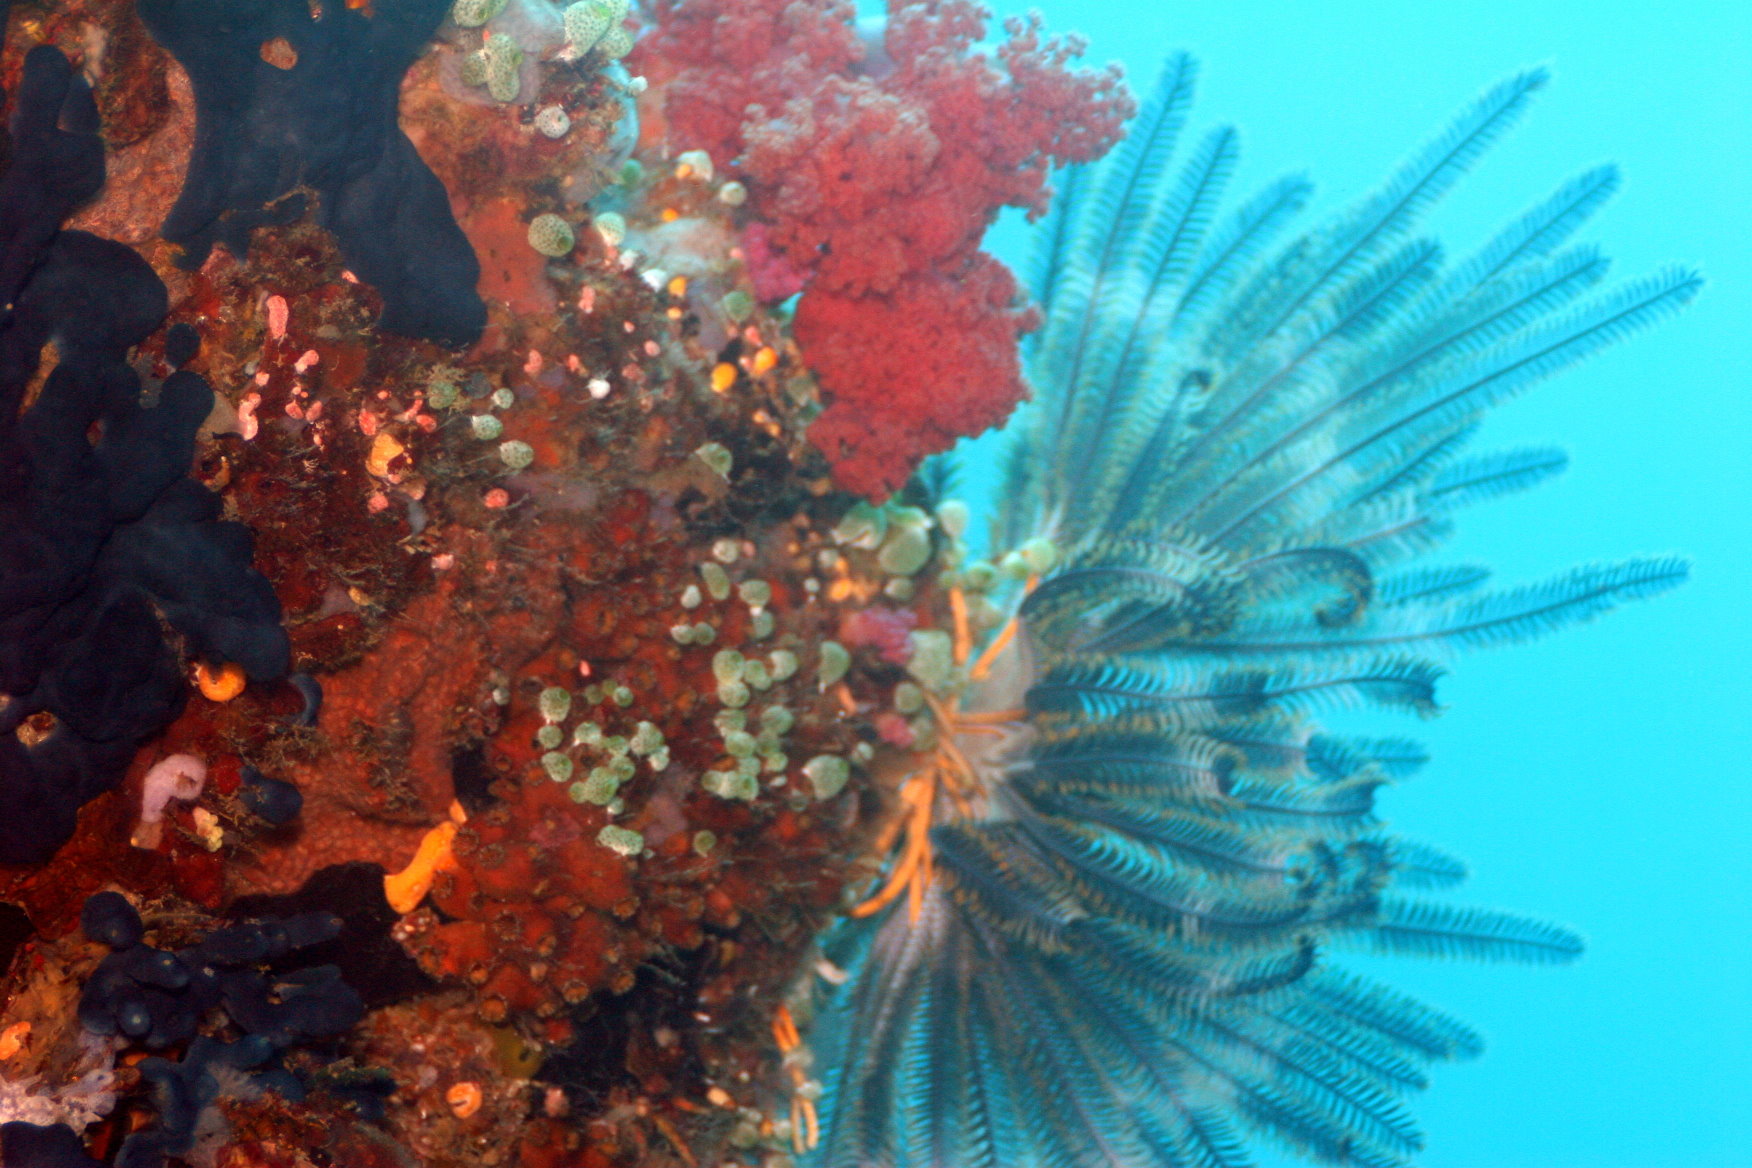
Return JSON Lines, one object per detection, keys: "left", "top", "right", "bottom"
{"left": 539, "top": 943, "right": 713, "bottom": 1106}
{"left": 136, "top": 0, "right": 487, "bottom": 347}
{"left": 0, "top": 39, "right": 290, "bottom": 865}
{"left": 229, "top": 861, "right": 436, "bottom": 1010}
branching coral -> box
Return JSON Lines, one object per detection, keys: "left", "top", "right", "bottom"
{"left": 636, "top": 0, "right": 1134, "bottom": 498}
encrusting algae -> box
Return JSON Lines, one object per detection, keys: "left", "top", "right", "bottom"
{"left": 0, "top": 1, "right": 1694, "bottom": 1167}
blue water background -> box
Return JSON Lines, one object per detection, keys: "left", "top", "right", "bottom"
{"left": 861, "top": 1, "right": 1752, "bottom": 1164}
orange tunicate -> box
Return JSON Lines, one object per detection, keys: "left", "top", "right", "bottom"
{"left": 710, "top": 362, "right": 736, "bottom": 393}
{"left": 750, "top": 346, "right": 779, "bottom": 376}
{"left": 194, "top": 661, "right": 247, "bottom": 702}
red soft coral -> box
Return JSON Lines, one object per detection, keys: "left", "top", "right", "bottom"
{"left": 800, "top": 254, "right": 1037, "bottom": 497}
{"left": 636, "top": 0, "right": 1132, "bottom": 498}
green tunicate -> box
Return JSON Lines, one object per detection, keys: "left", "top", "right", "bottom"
{"left": 718, "top": 181, "right": 748, "bottom": 207}
{"left": 832, "top": 501, "right": 886, "bottom": 550}
{"left": 596, "top": 26, "right": 632, "bottom": 59}
{"left": 909, "top": 716, "right": 938, "bottom": 752}
{"left": 759, "top": 706, "right": 794, "bottom": 736}
{"left": 763, "top": 751, "right": 788, "bottom": 774}
{"left": 542, "top": 752, "right": 575, "bottom": 783}
{"left": 482, "top": 33, "right": 523, "bottom": 103}
{"left": 450, "top": 0, "right": 507, "bottom": 27}
{"left": 700, "top": 562, "right": 731, "bottom": 601}
{"left": 702, "top": 769, "right": 757, "bottom": 801}
{"left": 737, "top": 579, "right": 771, "bottom": 609}
{"left": 751, "top": 610, "right": 775, "bottom": 639}
{"left": 768, "top": 650, "right": 798, "bottom": 682}
{"left": 717, "top": 679, "right": 750, "bottom": 708}
{"left": 527, "top": 213, "right": 575, "bottom": 258}
{"left": 696, "top": 443, "right": 733, "bottom": 479}
{"left": 593, "top": 211, "right": 627, "bottom": 248}
{"left": 711, "top": 538, "right": 740, "bottom": 564}
{"left": 580, "top": 767, "right": 620, "bottom": 804}
{"left": 817, "top": 641, "right": 850, "bottom": 688}
{"left": 537, "top": 724, "right": 563, "bottom": 749}
{"left": 458, "top": 51, "right": 488, "bottom": 88}
{"left": 690, "top": 622, "right": 716, "bottom": 645}
{"left": 567, "top": 781, "right": 590, "bottom": 803}
{"left": 736, "top": 756, "right": 761, "bottom": 781}
{"left": 884, "top": 577, "right": 915, "bottom": 602}
{"left": 851, "top": 741, "right": 875, "bottom": 764}
{"left": 597, "top": 824, "right": 644, "bottom": 857}
{"left": 1020, "top": 537, "right": 1059, "bottom": 576}
{"left": 601, "top": 734, "right": 629, "bottom": 755}
{"left": 877, "top": 523, "right": 932, "bottom": 576}
{"left": 572, "top": 721, "right": 602, "bottom": 747}
{"left": 630, "top": 721, "right": 664, "bottom": 755}
{"left": 961, "top": 561, "right": 998, "bottom": 592}
{"left": 712, "top": 650, "right": 745, "bottom": 685}
{"left": 724, "top": 730, "right": 756, "bottom": 758}
{"left": 648, "top": 745, "right": 670, "bottom": 771}
{"left": 893, "top": 682, "right": 925, "bottom": 715}
{"left": 692, "top": 830, "right": 717, "bottom": 856}
{"left": 427, "top": 380, "right": 460, "bottom": 409}
{"left": 583, "top": 684, "right": 604, "bottom": 704}
{"left": 802, "top": 755, "right": 851, "bottom": 800}
{"left": 471, "top": 413, "right": 503, "bottom": 441}
{"left": 935, "top": 499, "right": 970, "bottom": 539}
{"left": 608, "top": 755, "right": 637, "bottom": 783}
{"left": 719, "top": 289, "right": 753, "bottom": 322}
{"left": 491, "top": 387, "right": 515, "bottom": 410}
{"left": 499, "top": 439, "right": 535, "bottom": 471}
{"left": 561, "top": 0, "right": 613, "bottom": 54}
{"left": 999, "top": 549, "right": 1030, "bottom": 580}
{"left": 536, "top": 689, "right": 569, "bottom": 727}
{"left": 611, "top": 685, "right": 634, "bottom": 708}
{"left": 618, "top": 159, "right": 643, "bottom": 187}
{"left": 714, "top": 710, "right": 747, "bottom": 735}
{"left": 670, "top": 624, "right": 695, "bottom": 645}
{"left": 906, "top": 629, "right": 956, "bottom": 692}
{"left": 742, "top": 659, "right": 772, "bottom": 691}
{"left": 680, "top": 584, "right": 703, "bottom": 609}
{"left": 968, "top": 593, "right": 1004, "bottom": 631}
{"left": 754, "top": 729, "right": 782, "bottom": 756}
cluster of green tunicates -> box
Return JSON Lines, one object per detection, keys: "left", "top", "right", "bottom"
{"left": 561, "top": 0, "right": 632, "bottom": 61}
{"left": 528, "top": 682, "right": 674, "bottom": 825}
{"left": 457, "top": 31, "right": 524, "bottom": 103}
{"left": 830, "top": 498, "right": 954, "bottom": 602}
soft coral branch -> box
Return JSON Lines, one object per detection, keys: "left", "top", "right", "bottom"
{"left": 635, "top": 0, "right": 1133, "bottom": 498}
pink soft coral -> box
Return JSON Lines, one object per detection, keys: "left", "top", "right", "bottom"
{"left": 635, "top": 0, "right": 1132, "bottom": 498}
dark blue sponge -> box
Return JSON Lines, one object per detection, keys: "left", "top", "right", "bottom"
{"left": 136, "top": 0, "right": 486, "bottom": 347}
{"left": 0, "top": 42, "right": 292, "bottom": 866}
{"left": 74, "top": 893, "right": 368, "bottom": 1168}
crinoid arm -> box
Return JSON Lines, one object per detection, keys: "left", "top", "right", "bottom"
{"left": 797, "top": 54, "right": 1695, "bottom": 1168}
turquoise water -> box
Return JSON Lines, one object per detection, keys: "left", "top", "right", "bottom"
{"left": 944, "top": 3, "right": 1750, "bottom": 1165}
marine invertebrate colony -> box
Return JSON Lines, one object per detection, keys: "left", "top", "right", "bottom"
{"left": 796, "top": 57, "right": 1695, "bottom": 1167}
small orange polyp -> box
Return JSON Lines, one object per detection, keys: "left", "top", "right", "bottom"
{"left": 446, "top": 1081, "right": 484, "bottom": 1119}
{"left": 710, "top": 363, "right": 737, "bottom": 393}
{"left": 194, "top": 661, "right": 247, "bottom": 702}
{"left": 750, "top": 346, "right": 779, "bottom": 376}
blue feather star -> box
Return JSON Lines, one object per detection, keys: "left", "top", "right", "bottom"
{"left": 796, "top": 54, "right": 1695, "bottom": 1168}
